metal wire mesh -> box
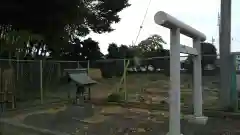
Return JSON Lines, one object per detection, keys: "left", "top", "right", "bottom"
{"left": 0, "top": 54, "right": 220, "bottom": 110}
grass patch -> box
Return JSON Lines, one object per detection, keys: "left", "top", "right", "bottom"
{"left": 76, "top": 114, "right": 109, "bottom": 124}
{"left": 100, "top": 106, "right": 126, "bottom": 115}
{"left": 107, "top": 93, "right": 122, "bottom": 102}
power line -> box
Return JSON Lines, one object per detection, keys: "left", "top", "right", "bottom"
{"left": 133, "top": 0, "right": 152, "bottom": 45}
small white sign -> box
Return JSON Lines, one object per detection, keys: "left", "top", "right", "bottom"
{"left": 237, "top": 65, "right": 240, "bottom": 71}
{"left": 236, "top": 55, "right": 240, "bottom": 60}
{"left": 235, "top": 55, "right": 240, "bottom": 71}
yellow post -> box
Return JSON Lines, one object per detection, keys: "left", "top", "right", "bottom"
{"left": 117, "top": 60, "right": 130, "bottom": 90}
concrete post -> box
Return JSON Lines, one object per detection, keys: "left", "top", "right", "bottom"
{"left": 154, "top": 11, "right": 208, "bottom": 135}
{"left": 186, "top": 39, "right": 208, "bottom": 126}
{"left": 193, "top": 38, "right": 202, "bottom": 117}
{"left": 169, "top": 28, "right": 181, "bottom": 135}
{"left": 219, "top": 0, "right": 232, "bottom": 108}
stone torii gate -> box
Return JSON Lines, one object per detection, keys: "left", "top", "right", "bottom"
{"left": 154, "top": 11, "right": 208, "bottom": 135}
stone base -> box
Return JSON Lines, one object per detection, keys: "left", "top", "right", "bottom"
{"left": 184, "top": 115, "right": 208, "bottom": 125}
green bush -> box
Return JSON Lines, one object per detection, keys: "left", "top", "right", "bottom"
{"left": 107, "top": 93, "right": 122, "bottom": 102}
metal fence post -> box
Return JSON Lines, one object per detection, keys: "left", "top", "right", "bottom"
{"left": 40, "top": 60, "right": 43, "bottom": 104}
{"left": 16, "top": 58, "right": 19, "bottom": 80}
{"left": 87, "top": 60, "right": 90, "bottom": 73}
{"left": 87, "top": 60, "right": 90, "bottom": 100}
{"left": 123, "top": 59, "right": 127, "bottom": 101}
{"left": 58, "top": 63, "right": 61, "bottom": 77}
{"left": 77, "top": 61, "right": 80, "bottom": 68}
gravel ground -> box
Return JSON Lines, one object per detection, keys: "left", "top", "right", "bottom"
{"left": 2, "top": 105, "right": 240, "bottom": 135}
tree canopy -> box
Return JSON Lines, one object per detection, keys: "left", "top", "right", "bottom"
{"left": 0, "top": 0, "right": 130, "bottom": 41}
{"left": 107, "top": 43, "right": 119, "bottom": 59}
{"left": 55, "top": 38, "right": 103, "bottom": 61}
{"left": 0, "top": 0, "right": 130, "bottom": 60}
{"left": 182, "top": 42, "right": 218, "bottom": 73}
{"left": 137, "top": 34, "right": 166, "bottom": 57}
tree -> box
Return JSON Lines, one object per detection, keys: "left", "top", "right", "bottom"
{"left": 0, "top": 0, "right": 130, "bottom": 58}
{"left": 106, "top": 43, "right": 136, "bottom": 59}
{"left": 107, "top": 43, "right": 119, "bottom": 58}
{"left": 201, "top": 42, "right": 217, "bottom": 66}
{"left": 103, "top": 43, "right": 137, "bottom": 78}
{"left": 0, "top": 0, "right": 130, "bottom": 39}
{"left": 57, "top": 38, "right": 103, "bottom": 61}
{"left": 0, "top": 30, "right": 53, "bottom": 60}
{"left": 183, "top": 42, "right": 217, "bottom": 74}
{"left": 118, "top": 45, "right": 129, "bottom": 58}
{"left": 137, "top": 34, "right": 166, "bottom": 56}
{"left": 81, "top": 38, "right": 103, "bottom": 60}
{"left": 134, "top": 34, "right": 168, "bottom": 72}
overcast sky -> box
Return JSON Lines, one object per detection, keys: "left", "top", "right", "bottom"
{"left": 87, "top": 0, "right": 240, "bottom": 54}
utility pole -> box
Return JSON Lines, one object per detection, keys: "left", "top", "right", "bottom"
{"left": 219, "top": 0, "right": 232, "bottom": 109}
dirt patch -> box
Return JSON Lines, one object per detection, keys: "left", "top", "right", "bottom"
{"left": 45, "top": 105, "right": 67, "bottom": 114}
{"left": 11, "top": 105, "right": 67, "bottom": 122}
{"left": 100, "top": 106, "right": 127, "bottom": 115}
{"left": 74, "top": 114, "right": 109, "bottom": 124}
{"left": 128, "top": 108, "right": 151, "bottom": 114}
{"left": 86, "top": 73, "right": 219, "bottom": 109}
{"left": 150, "top": 110, "right": 169, "bottom": 117}
{"left": 88, "top": 68, "right": 102, "bottom": 80}
{"left": 3, "top": 104, "right": 240, "bottom": 135}
{"left": 150, "top": 117, "right": 166, "bottom": 123}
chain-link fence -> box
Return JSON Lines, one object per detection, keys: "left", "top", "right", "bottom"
{"left": 0, "top": 55, "right": 220, "bottom": 110}
{"left": 88, "top": 55, "right": 220, "bottom": 111}
{"left": 0, "top": 59, "right": 42, "bottom": 109}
